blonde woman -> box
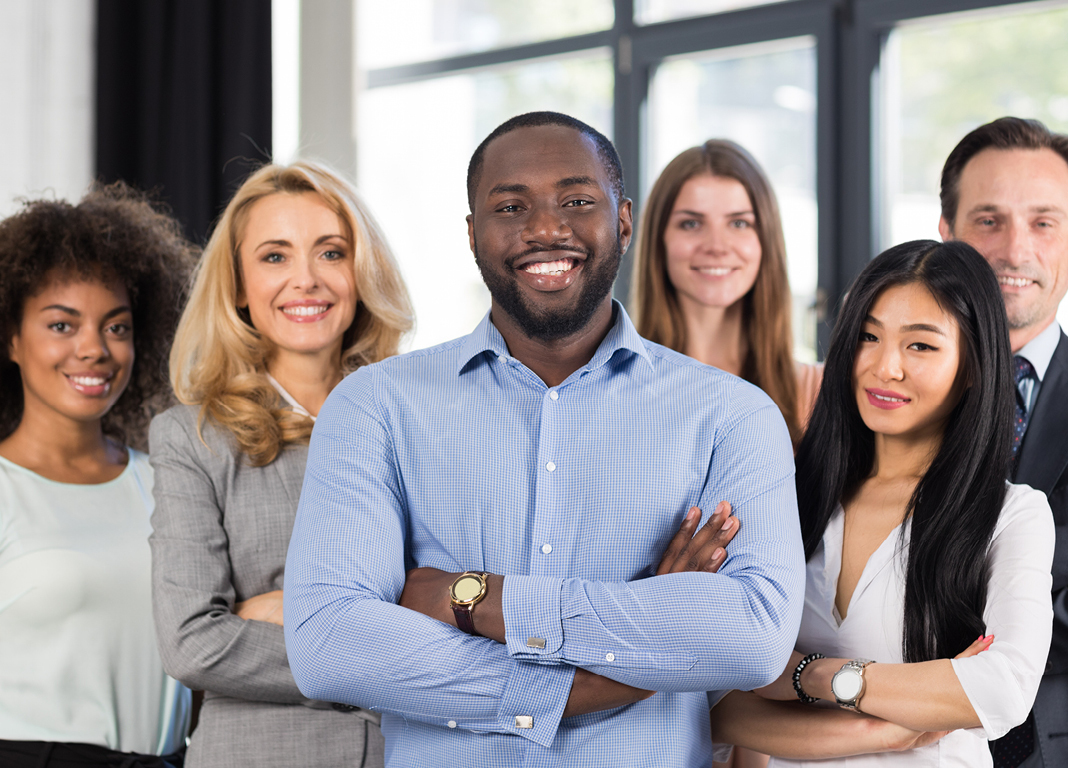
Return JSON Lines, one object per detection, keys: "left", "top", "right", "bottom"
{"left": 149, "top": 162, "right": 412, "bottom": 768}
{"left": 633, "top": 140, "right": 820, "bottom": 446}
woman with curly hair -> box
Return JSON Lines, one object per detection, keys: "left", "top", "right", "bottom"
{"left": 0, "top": 185, "right": 196, "bottom": 766}
{"left": 632, "top": 140, "right": 820, "bottom": 448}
{"left": 149, "top": 161, "right": 412, "bottom": 767}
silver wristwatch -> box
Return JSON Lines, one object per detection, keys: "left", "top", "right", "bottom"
{"left": 831, "top": 659, "right": 874, "bottom": 711}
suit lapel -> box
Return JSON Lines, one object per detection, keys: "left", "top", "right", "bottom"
{"left": 1016, "top": 332, "right": 1068, "bottom": 493}
{"left": 273, "top": 446, "right": 309, "bottom": 513}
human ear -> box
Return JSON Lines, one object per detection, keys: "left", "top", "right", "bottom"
{"left": 617, "top": 198, "right": 634, "bottom": 254}
{"left": 467, "top": 215, "right": 476, "bottom": 256}
{"left": 938, "top": 216, "right": 954, "bottom": 242}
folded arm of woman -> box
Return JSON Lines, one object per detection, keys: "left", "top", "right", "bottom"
{"left": 711, "top": 691, "right": 945, "bottom": 759}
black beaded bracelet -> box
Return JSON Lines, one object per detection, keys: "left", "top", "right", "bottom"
{"left": 792, "top": 652, "right": 825, "bottom": 704}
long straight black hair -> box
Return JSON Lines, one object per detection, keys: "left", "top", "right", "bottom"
{"left": 796, "top": 239, "right": 1015, "bottom": 662}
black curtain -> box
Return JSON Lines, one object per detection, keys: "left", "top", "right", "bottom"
{"left": 95, "top": 0, "right": 272, "bottom": 244}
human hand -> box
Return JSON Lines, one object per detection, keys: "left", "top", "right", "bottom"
{"left": 955, "top": 634, "right": 994, "bottom": 659}
{"left": 234, "top": 589, "right": 284, "bottom": 626}
{"left": 655, "top": 501, "right": 738, "bottom": 576}
{"left": 563, "top": 668, "right": 655, "bottom": 718}
{"left": 873, "top": 718, "right": 950, "bottom": 752}
{"left": 753, "top": 650, "right": 805, "bottom": 701}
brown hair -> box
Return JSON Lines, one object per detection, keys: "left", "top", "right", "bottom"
{"left": 170, "top": 161, "right": 413, "bottom": 466}
{"left": 941, "top": 116, "right": 1068, "bottom": 229}
{"left": 0, "top": 183, "right": 197, "bottom": 450}
{"left": 631, "top": 139, "right": 802, "bottom": 443}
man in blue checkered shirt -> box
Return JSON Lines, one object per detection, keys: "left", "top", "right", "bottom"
{"left": 284, "top": 111, "right": 806, "bottom": 767}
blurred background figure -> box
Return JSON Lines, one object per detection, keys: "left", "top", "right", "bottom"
{"left": 633, "top": 139, "right": 821, "bottom": 448}
{"left": 0, "top": 185, "right": 195, "bottom": 767}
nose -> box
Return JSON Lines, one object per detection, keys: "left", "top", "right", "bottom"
{"left": 75, "top": 327, "right": 110, "bottom": 361}
{"left": 698, "top": 223, "right": 728, "bottom": 255}
{"left": 291, "top": 253, "right": 321, "bottom": 291}
{"left": 1000, "top": 218, "right": 1034, "bottom": 268}
{"left": 522, "top": 202, "right": 572, "bottom": 245}
{"left": 873, "top": 344, "right": 904, "bottom": 382}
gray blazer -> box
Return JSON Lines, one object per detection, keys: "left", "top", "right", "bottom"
{"left": 149, "top": 404, "right": 383, "bottom": 768}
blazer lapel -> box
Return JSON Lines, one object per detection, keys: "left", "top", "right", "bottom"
{"left": 273, "top": 445, "right": 309, "bottom": 513}
{"left": 1016, "top": 332, "right": 1068, "bottom": 493}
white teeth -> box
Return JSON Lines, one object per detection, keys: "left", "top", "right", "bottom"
{"left": 697, "top": 267, "right": 732, "bottom": 276}
{"left": 998, "top": 276, "right": 1032, "bottom": 288}
{"left": 522, "top": 259, "right": 574, "bottom": 275}
{"left": 872, "top": 392, "right": 906, "bottom": 403}
{"left": 283, "top": 305, "right": 329, "bottom": 316}
{"left": 69, "top": 376, "right": 108, "bottom": 386}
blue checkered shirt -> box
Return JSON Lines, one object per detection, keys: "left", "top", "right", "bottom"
{"left": 285, "top": 303, "right": 805, "bottom": 767}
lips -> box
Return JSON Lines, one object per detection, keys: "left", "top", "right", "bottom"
{"left": 694, "top": 266, "right": 734, "bottom": 277}
{"left": 997, "top": 275, "right": 1036, "bottom": 289}
{"left": 522, "top": 258, "right": 576, "bottom": 276}
{"left": 65, "top": 371, "right": 114, "bottom": 397}
{"left": 280, "top": 301, "right": 332, "bottom": 322}
{"left": 865, "top": 388, "right": 910, "bottom": 410}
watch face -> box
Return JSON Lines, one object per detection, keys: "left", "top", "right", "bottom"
{"left": 832, "top": 669, "right": 863, "bottom": 700}
{"left": 451, "top": 575, "right": 484, "bottom": 603}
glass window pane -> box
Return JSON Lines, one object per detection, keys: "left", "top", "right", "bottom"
{"left": 646, "top": 37, "right": 818, "bottom": 361}
{"left": 357, "top": 1, "right": 614, "bottom": 69}
{"left": 879, "top": 2, "right": 1068, "bottom": 325}
{"left": 357, "top": 52, "right": 614, "bottom": 351}
{"left": 636, "top": 0, "right": 790, "bottom": 26}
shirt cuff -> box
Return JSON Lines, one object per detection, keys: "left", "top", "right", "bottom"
{"left": 503, "top": 575, "right": 565, "bottom": 661}
{"left": 496, "top": 656, "right": 575, "bottom": 747}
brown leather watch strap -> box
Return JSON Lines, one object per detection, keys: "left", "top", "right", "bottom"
{"left": 452, "top": 602, "right": 478, "bottom": 635}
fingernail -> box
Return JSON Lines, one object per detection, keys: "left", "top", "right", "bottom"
{"left": 713, "top": 548, "right": 725, "bottom": 562}
{"left": 687, "top": 507, "right": 699, "bottom": 522}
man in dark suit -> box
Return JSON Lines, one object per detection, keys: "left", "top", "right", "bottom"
{"left": 939, "top": 117, "right": 1068, "bottom": 768}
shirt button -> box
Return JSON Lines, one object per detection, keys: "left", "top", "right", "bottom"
{"left": 498, "top": 355, "right": 506, "bottom": 362}
{"left": 546, "top": 462, "right": 556, "bottom": 472}
{"left": 605, "top": 652, "right": 615, "bottom": 662}
{"left": 541, "top": 543, "right": 552, "bottom": 554}
{"left": 549, "top": 390, "right": 559, "bottom": 400}
{"left": 447, "top": 720, "right": 457, "bottom": 729}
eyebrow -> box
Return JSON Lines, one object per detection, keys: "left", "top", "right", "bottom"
{"left": 254, "top": 234, "right": 348, "bottom": 250}
{"left": 671, "top": 208, "right": 754, "bottom": 218}
{"left": 864, "top": 315, "right": 946, "bottom": 336}
{"left": 966, "top": 203, "right": 1067, "bottom": 217}
{"left": 41, "top": 304, "right": 132, "bottom": 320}
{"left": 487, "top": 176, "right": 600, "bottom": 198}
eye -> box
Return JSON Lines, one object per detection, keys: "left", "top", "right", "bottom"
{"left": 908, "top": 342, "right": 937, "bottom": 351}
{"left": 859, "top": 331, "right": 878, "bottom": 343}
{"left": 978, "top": 217, "right": 997, "bottom": 227}
{"left": 729, "top": 219, "right": 753, "bottom": 229}
{"left": 263, "top": 251, "right": 285, "bottom": 264}
{"left": 496, "top": 203, "right": 522, "bottom": 213}
{"left": 48, "top": 321, "right": 73, "bottom": 333}
{"left": 677, "top": 219, "right": 700, "bottom": 231}
{"left": 106, "top": 322, "right": 132, "bottom": 337}
{"left": 321, "top": 249, "right": 346, "bottom": 261}
{"left": 563, "top": 198, "right": 593, "bottom": 207}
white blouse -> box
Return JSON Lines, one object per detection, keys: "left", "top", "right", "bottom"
{"left": 769, "top": 482, "right": 1054, "bottom": 768}
{"left": 0, "top": 452, "right": 189, "bottom": 754}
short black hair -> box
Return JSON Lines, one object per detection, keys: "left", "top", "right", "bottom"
{"left": 466, "top": 111, "right": 625, "bottom": 211}
{"left": 940, "top": 116, "right": 1068, "bottom": 228}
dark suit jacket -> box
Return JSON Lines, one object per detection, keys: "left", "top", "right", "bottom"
{"left": 1015, "top": 330, "right": 1068, "bottom": 766}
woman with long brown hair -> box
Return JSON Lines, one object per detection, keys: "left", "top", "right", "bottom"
{"left": 633, "top": 139, "right": 819, "bottom": 445}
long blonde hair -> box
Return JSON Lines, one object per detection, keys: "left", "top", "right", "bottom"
{"left": 631, "top": 140, "right": 802, "bottom": 444}
{"left": 170, "top": 161, "right": 413, "bottom": 465}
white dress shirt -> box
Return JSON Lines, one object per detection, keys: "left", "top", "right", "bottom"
{"left": 768, "top": 483, "right": 1054, "bottom": 767}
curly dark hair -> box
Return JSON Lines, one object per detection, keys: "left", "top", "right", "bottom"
{"left": 0, "top": 182, "right": 197, "bottom": 450}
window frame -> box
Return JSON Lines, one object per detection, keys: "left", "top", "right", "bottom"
{"left": 356, "top": 0, "right": 1044, "bottom": 355}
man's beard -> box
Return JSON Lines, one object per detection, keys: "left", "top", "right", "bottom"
{"left": 473, "top": 236, "right": 622, "bottom": 342}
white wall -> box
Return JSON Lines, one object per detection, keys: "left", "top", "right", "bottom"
{"left": 0, "top": 0, "right": 95, "bottom": 217}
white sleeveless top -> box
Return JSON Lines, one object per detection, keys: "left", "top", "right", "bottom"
{"left": 0, "top": 451, "right": 189, "bottom": 754}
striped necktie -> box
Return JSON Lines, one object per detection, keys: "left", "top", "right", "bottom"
{"left": 1012, "top": 355, "right": 1036, "bottom": 456}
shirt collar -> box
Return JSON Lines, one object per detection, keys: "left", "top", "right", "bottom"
{"left": 1017, "top": 319, "right": 1061, "bottom": 382}
{"left": 457, "top": 299, "right": 653, "bottom": 376}
{"left": 266, "top": 373, "right": 315, "bottom": 421}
